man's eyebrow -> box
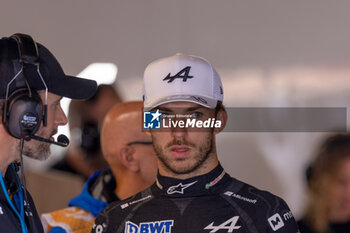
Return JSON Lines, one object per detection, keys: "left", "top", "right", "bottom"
{"left": 186, "top": 106, "right": 203, "bottom": 111}
{"left": 157, "top": 107, "right": 172, "bottom": 112}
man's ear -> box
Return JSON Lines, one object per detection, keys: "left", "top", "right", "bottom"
{"left": 120, "top": 145, "right": 139, "bottom": 172}
{"left": 214, "top": 109, "right": 227, "bottom": 135}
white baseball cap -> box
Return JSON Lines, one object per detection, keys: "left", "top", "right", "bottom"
{"left": 143, "top": 53, "right": 223, "bottom": 109}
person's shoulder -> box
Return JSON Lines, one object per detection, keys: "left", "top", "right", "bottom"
{"left": 92, "top": 187, "right": 154, "bottom": 233}
{"left": 224, "top": 176, "right": 287, "bottom": 208}
{"left": 102, "top": 186, "right": 153, "bottom": 214}
{"left": 41, "top": 206, "right": 94, "bottom": 233}
{"left": 223, "top": 176, "right": 300, "bottom": 232}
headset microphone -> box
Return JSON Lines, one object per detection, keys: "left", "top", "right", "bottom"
{"left": 25, "top": 134, "right": 70, "bottom": 147}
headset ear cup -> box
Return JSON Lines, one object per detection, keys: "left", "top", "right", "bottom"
{"left": 5, "top": 89, "right": 43, "bottom": 138}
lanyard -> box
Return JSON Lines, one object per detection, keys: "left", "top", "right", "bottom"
{"left": 0, "top": 165, "right": 28, "bottom": 233}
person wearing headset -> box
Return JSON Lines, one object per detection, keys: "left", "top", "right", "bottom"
{"left": 0, "top": 33, "right": 97, "bottom": 233}
{"left": 41, "top": 101, "right": 158, "bottom": 233}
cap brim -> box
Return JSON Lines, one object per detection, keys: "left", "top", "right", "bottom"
{"left": 51, "top": 75, "right": 97, "bottom": 100}
{"left": 145, "top": 95, "right": 218, "bottom": 110}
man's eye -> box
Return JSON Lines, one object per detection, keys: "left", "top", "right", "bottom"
{"left": 191, "top": 112, "right": 202, "bottom": 118}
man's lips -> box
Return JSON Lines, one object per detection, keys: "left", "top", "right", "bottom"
{"left": 169, "top": 146, "right": 191, "bottom": 158}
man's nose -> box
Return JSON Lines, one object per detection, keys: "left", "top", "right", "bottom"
{"left": 56, "top": 107, "right": 68, "bottom": 126}
{"left": 170, "top": 118, "right": 188, "bottom": 138}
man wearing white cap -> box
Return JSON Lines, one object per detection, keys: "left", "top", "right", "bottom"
{"left": 92, "top": 54, "right": 299, "bottom": 233}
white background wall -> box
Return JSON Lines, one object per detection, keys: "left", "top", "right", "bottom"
{"left": 2, "top": 0, "right": 350, "bottom": 218}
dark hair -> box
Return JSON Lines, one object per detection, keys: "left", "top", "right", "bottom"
{"left": 310, "top": 133, "right": 350, "bottom": 181}
{"left": 215, "top": 101, "right": 225, "bottom": 114}
{"left": 305, "top": 133, "right": 350, "bottom": 232}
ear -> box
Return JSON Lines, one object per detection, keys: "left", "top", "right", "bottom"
{"left": 214, "top": 109, "right": 227, "bottom": 135}
{"left": 119, "top": 145, "right": 140, "bottom": 172}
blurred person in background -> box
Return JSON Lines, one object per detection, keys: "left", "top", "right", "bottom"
{"left": 52, "top": 84, "right": 122, "bottom": 179}
{"left": 298, "top": 134, "right": 350, "bottom": 233}
{"left": 41, "top": 101, "right": 158, "bottom": 233}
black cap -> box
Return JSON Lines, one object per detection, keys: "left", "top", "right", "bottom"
{"left": 0, "top": 35, "right": 97, "bottom": 99}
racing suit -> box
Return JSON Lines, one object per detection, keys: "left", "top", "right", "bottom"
{"left": 41, "top": 169, "right": 119, "bottom": 233}
{"left": 0, "top": 163, "right": 43, "bottom": 233}
{"left": 92, "top": 164, "right": 299, "bottom": 233}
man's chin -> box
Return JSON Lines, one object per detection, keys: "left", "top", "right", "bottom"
{"left": 23, "top": 151, "right": 50, "bottom": 161}
{"left": 22, "top": 141, "right": 51, "bottom": 161}
{"left": 163, "top": 160, "right": 200, "bottom": 175}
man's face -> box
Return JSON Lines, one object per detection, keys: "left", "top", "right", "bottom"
{"left": 22, "top": 91, "right": 67, "bottom": 160}
{"left": 329, "top": 157, "right": 350, "bottom": 220}
{"left": 150, "top": 102, "right": 218, "bottom": 176}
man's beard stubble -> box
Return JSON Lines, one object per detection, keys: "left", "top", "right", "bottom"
{"left": 21, "top": 128, "right": 57, "bottom": 160}
{"left": 21, "top": 139, "right": 50, "bottom": 161}
{"left": 152, "top": 133, "right": 213, "bottom": 175}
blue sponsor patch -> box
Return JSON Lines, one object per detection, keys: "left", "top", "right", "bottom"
{"left": 125, "top": 220, "right": 173, "bottom": 233}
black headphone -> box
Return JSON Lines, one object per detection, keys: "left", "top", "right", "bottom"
{"left": 2, "top": 33, "right": 47, "bottom": 139}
